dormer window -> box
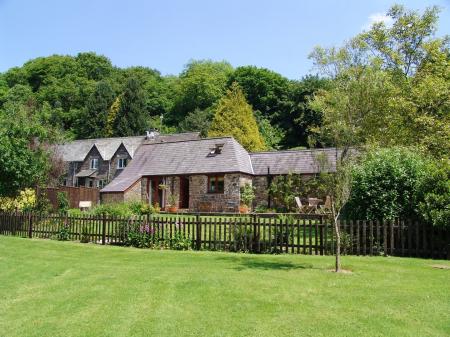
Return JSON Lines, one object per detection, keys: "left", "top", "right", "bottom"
{"left": 90, "top": 158, "right": 99, "bottom": 170}
{"left": 208, "top": 144, "right": 224, "bottom": 156}
{"left": 117, "top": 158, "right": 128, "bottom": 169}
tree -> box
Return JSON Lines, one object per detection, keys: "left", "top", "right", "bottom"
{"left": 77, "top": 81, "right": 115, "bottom": 138}
{"left": 228, "top": 66, "right": 291, "bottom": 122}
{"left": 113, "top": 78, "right": 148, "bottom": 136}
{"left": 179, "top": 107, "right": 215, "bottom": 137}
{"left": 284, "top": 76, "right": 330, "bottom": 148}
{"left": 171, "top": 60, "right": 233, "bottom": 123}
{"left": 314, "top": 151, "right": 353, "bottom": 273}
{"left": 0, "top": 105, "right": 56, "bottom": 196}
{"left": 76, "top": 52, "right": 113, "bottom": 81}
{"left": 105, "top": 96, "right": 121, "bottom": 137}
{"left": 309, "top": 5, "right": 449, "bottom": 159}
{"left": 208, "top": 83, "right": 266, "bottom": 152}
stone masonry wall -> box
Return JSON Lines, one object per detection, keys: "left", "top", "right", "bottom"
{"left": 110, "top": 144, "right": 132, "bottom": 180}
{"left": 101, "top": 192, "right": 124, "bottom": 204}
{"left": 253, "top": 176, "right": 269, "bottom": 208}
{"left": 189, "top": 173, "right": 247, "bottom": 212}
{"left": 123, "top": 179, "right": 142, "bottom": 202}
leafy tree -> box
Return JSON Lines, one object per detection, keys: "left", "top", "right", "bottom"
{"left": 116, "top": 66, "right": 173, "bottom": 118}
{"left": 0, "top": 105, "right": 55, "bottom": 196}
{"left": 228, "top": 66, "right": 290, "bottom": 121}
{"left": 113, "top": 78, "right": 148, "bottom": 136}
{"left": 75, "top": 52, "right": 113, "bottom": 81}
{"left": 284, "top": 76, "right": 330, "bottom": 148}
{"left": 255, "top": 114, "right": 285, "bottom": 150}
{"left": 208, "top": 83, "right": 266, "bottom": 152}
{"left": 77, "top": 81, "right": 116, "bottom": 138}
{"left": 179, "top": 107, "right": 215, "bottom": 137}
{"left": 171, "top": 60, "right": 233, "bottom": 123}
{"left": 309, "top": 5, "right": 449, "bottom": 159}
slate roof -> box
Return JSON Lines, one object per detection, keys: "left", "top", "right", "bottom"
{"left": 249, "top": 148, "right": 339, "bottom": 175}
{"left": 55, "top": 132, "right": 200, "bottom": 162}
{"left": 101, "top": 137, "right": 253, "bottom": 192}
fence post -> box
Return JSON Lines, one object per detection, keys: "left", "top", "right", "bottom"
{"left": 28, "top": 212, "right": 33, "bottom": 238}
{"left": 196, "top": 213, "right": 201, "bottom": 250}
{"left": 102, "top": 213, "right": 106, "bottom": 245}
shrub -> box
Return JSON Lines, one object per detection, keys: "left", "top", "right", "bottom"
{"left": 129, "top": 201, "right": 160, "bottom": 215}
{"left": 125, "top": 223, "right": 156, "bottom": 248}
{"left": 91, "top": 203, "right": 133, "bottom": 217}
{"left": 57, "top": 192, "right": 69, "bottom": 213}
{"left": 0, "top": 188, "right": 37, "bottom": 212}
{"left": 80, "top": 226, "right": 90, "bottom": 243}
{"left": 68, "top": 208, "right": 83, "bottom": 216}
{"left": 345, "top": 147, "right": 427, "bottom": 220}
{"left": 57, "top": 223, "right": 70, "bottom": 241}
{"left": 170, "top": 226, "right": 192, "bottom": 250}
{"left": 35, "top": 194, "right": 53, "bottom": 214}
{"left": 240, "top": 183, "right": 255, "bottom": 207}
{"left": 416, "top": 160, "right": 450, "bottom": 228}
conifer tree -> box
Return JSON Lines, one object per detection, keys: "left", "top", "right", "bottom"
{"left": 113, "top": 78, "right": 148, "bottom": 136}
{"left": 208, "top": 82, "right": 266, "bottom": 151}
{"left": 105, "top": 96, "right": 121, "bottom": 137}
{"left": 78, "top": 81, "right": 115, "bottom": 138}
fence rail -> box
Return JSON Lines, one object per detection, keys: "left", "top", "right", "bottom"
{"left": 0, "top": 212, "right": 448, "bottom": 259}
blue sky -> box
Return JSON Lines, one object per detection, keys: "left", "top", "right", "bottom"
{"left": 1, "top": 0, "right": 449, "bottom": 79}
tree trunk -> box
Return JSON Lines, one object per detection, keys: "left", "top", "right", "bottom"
{"left": 334, "top": 218, "right": 341, "bottom": 272}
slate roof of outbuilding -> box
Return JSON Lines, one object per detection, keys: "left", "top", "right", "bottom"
{"left": 55, "top": 132, "right": 200, "bottom": 162}
{"left": 249, "top": 148, "right": 339, "bottom": 175}
{"left": 101, "top": 137, "right": 253, "bottom": 192}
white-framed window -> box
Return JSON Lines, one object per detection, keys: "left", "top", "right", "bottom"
{"left": 117, "top": 158, "right": 128, "bottom": 169}
{"left": 95, "top": 180, "right": 106, "bottom": 189}
{"left": 90, "top": 158, "right": 99, "bottom": 170}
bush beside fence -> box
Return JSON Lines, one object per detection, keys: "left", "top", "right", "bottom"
{"left": 0, "top": 212, "right": 448, "bottom": 259}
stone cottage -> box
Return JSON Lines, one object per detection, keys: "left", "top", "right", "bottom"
{"left": 100, "top": 136, "right": 338, "bottom": 212}
{"left": 55, "top": 132, "right": 200, "bottom": 188}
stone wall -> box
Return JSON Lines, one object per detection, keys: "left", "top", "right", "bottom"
{"left": 165, "top": 176, "right": 180, "bottom": 207}
{"left": 101, "top": 192, "right": 124, "bottom": 204}
{"left": 123, "top": 179, "right": 142, "bottom": 202}
{"left": 110, "top": 144, "right": 132, "bottom": 180}
{"left": 253, "top": 175, "right": 269, "bottom": 208}
{"left": 189, "top": 173, "right": 250, "bottom": 212}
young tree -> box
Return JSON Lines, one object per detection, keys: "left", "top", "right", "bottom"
{"left": 113, "top": 78, "right": 148, "bottom": 136}
{"left": 314, "top": 151, "right": 353, "bottom": 273}
{"left": 208, "top": 82, "right": 266, "bottom": 152}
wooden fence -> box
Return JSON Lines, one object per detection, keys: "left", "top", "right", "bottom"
{"left": 0, "top": 212, "right": 448, "bottom": 259}
{"left": 42, "top": 186, "right": 100, "bottom": 209}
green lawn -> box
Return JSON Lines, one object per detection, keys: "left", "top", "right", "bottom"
{"left": 0, "top": 237, "right": 449, "bottom": 337}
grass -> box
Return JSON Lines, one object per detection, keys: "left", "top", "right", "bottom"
{"left": 0, "top": 237, "right": 449, "bottom": 337}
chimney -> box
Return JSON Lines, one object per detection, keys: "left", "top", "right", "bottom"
{"left": 145, "top": 130, "right": 159, "bottom": 140}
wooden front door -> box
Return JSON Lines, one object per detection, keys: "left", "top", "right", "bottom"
{"left": 179, "top": 176, "right": 190, "bottom": 209}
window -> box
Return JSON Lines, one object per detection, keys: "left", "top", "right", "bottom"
{"left": 117, "top": 158, "right": 128, "bottom": 169}
{"left": 90, "top": 158, "right": 99, "bottom": 170}
{"left": 208, "top": 175, "right": 224, "bottom": 193}
{"left": 95, "top": 180, "right": 106, "bottom": 189}
{"left": 208, "top": 144, "right": 224, "bottom": 157}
